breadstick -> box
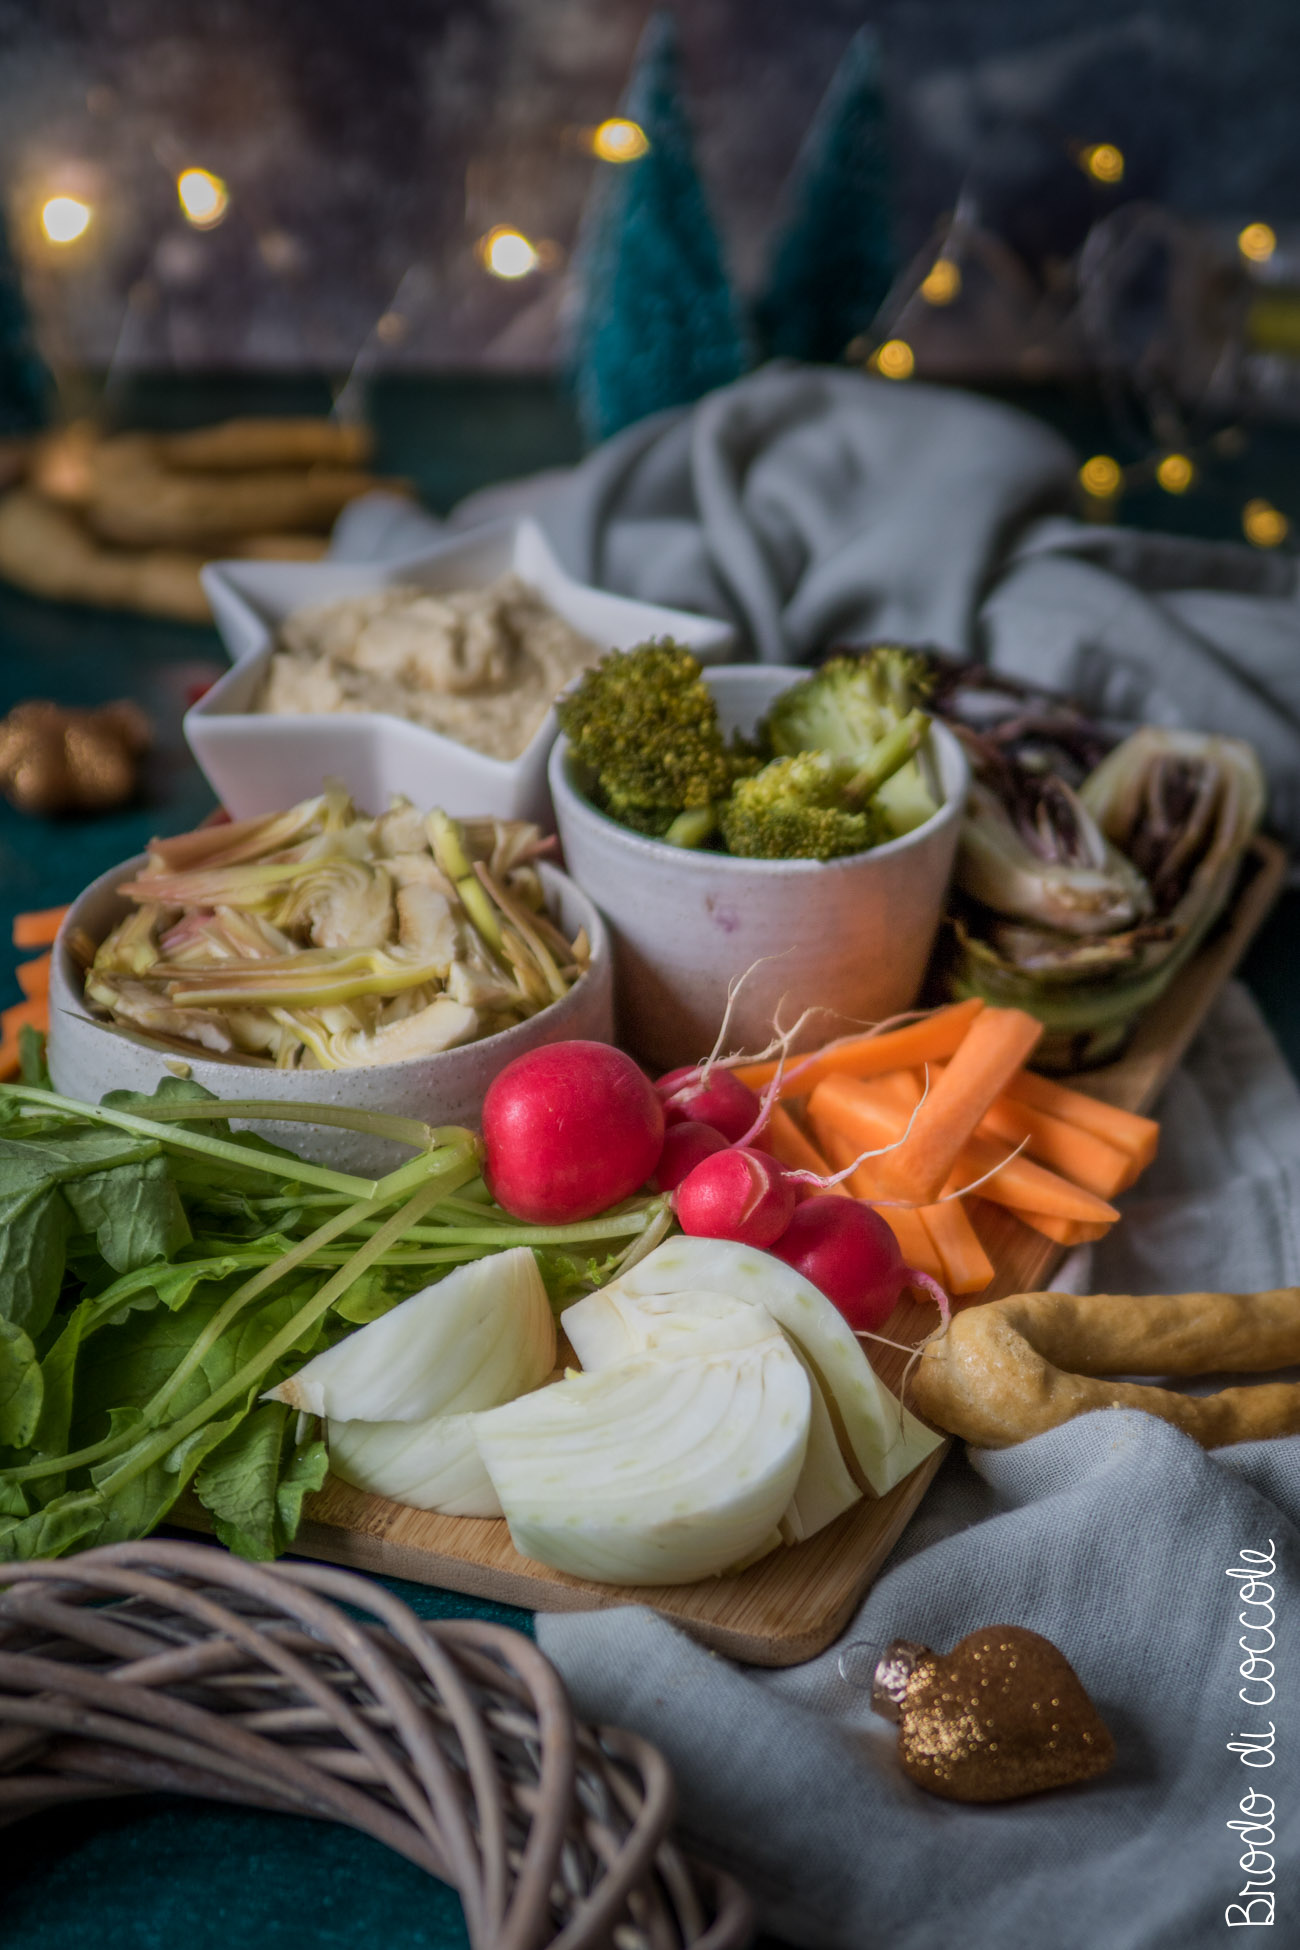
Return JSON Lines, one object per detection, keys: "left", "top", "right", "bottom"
{"left": 0, "top": 489, "right": 210, "bottom": 621}
{"left": 85, "top": 441, "right": 386, "bottom": 547}
{"left": 913, "top": 1287, "right": 1300, "bottom": 1448}
{"left": 159, "top": 417, "right": 372, "bottom": 473}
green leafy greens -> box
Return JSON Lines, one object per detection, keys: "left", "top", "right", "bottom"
{"left": 0, "top": 1075, "right": 666, "bottom": 1563}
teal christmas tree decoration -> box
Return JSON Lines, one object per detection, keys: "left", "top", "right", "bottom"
{"left": 0, "top": 201, "right": 52, "bottom": 434}
{"left": 754, "top": 28, "right": 898, "bottom": 365}
{"left": 571, "top": 11, "right": 747, "bottom": 445}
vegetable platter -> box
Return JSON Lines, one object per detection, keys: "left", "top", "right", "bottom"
{"left": 173, "top": 830, "right": 1286, "bottom": 1666}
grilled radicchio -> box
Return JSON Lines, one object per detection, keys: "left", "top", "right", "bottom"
{"left": 947, "top": 723, "right": 1265, "bottom": 1070}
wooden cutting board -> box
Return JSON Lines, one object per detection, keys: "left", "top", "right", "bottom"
{"left": 242, "top": 837, "right": 1290, "bottom": 1665}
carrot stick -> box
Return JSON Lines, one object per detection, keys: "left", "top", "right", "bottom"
{"left": 13, "top": 905, "right": 68, "bottom": 949}
{"left": 814, "top": 1121, "right": 945, "bottom": 1281}
{"left": 733, "top": 997, "right": 984, "bottom": 1095}
{"left": 0, "top": 1037, "right": 19, "bottom": 1081}
{"left": 811, "top": 1075, "right": 1120, "bottom": 1225}
{"left": 1, "top": 998, "right": 47, "bottom": 1038}
{"left": 15, "top": 953, "right": 51, "bottom": 1000}
{"left": 977, "top": 1096, "right": 1134, "bottom": 1201}
{"left": 854, "top": 1007, "right": 1045, "bottom": 1206}
{"left": 757, "top": 1105, "right": 851, "bottom": 1198}
{"left": 1002, "top": 1069, "right": 1159, "bottom": 1170}
{"left": 944, "top": 1136, "right": 1119, "bottom": 1225}
{"left": 1013, "top": 1211, "right": 1112, "bottom": 1246}
{"left": 917, "top": 1196, "right": 995, "bottom": 1295}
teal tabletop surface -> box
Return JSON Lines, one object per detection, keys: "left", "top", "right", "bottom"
{"left": 2, "top": 373, "right": 1296, "bottom": 1950}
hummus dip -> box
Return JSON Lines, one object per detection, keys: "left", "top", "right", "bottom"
{"left": 256, "top": 574, "right": 602, "bottom": 759}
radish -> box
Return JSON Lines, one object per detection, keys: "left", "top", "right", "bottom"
{"left": 656, "top": 1064, "right": 761, "bottom": 1144}
{"left": 675, "top": 1145, "right": 796, "bottom": 1249}
{"left": 652, "top": 1119, "right": 728, "bottom": 1193}
{"left": 482, "top": 1040, "right": 665, "bottom": 1224}
{"left": 770, "top": 1196, "right": 949, "bottom": 1335}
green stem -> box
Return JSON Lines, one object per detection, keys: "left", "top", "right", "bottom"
{"left": 95, "top": 1173, "right": 458, "bottom": 1500}
{"left": 847, "top": 710, "right": 929, "bottom": 804}
{"left": 117, "top": 1098, "right": 446, "bottom": 1154}
{"left": 0, "top": 1085, "right": 381, "bottom": 1200}
{"left": 141, "top": 1196, "right": 380, "bottom": 1425}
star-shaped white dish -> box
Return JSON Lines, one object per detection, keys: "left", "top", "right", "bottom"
{"left": 189, "top": 517, "right": 736, "bottom": 824}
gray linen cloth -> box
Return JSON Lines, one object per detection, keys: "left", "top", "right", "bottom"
{"left": 532, "top": 981, "right": 1300, "bottom": 1949}
{"left": 334, "top": 363, "right": 1300, "bottom": 842}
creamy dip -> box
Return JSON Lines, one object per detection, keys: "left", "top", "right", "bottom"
{"left": 256, "top": 574, "right": 603, "bottom": 760}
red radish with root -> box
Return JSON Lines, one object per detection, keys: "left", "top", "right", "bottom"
{"left": 770, "top": 1195, "right": 950, "bottom": 1334}
{"left": 675, "top": 1145, "right": 797, "bottom": 1249}
{"left": 656, "top": 1064, "right": 762, "bottom": 1144}
{"left": 482, "top": 1040, "right": 665, "bottom": 1224}
{"left": 652, "top": 1119, "right": 728, "bottom": 1192}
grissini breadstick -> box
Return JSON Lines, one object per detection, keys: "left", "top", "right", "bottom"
{"left": 159, "top": 417, "right": 373, "bottom": 472}
{"left": 85, "top": 445, "right": 387, "bottom": 547}
{"left": 913, "top": 1287, "right": 1300, "bottom": 1448}
{"left": 0, "top": 488, "right": 210, "bottom": 620}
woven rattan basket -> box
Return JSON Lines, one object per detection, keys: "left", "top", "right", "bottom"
{"left": 0, "top": 1540, "right": 752, "bottom": 1950}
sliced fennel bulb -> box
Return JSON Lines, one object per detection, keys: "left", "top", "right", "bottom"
{"left": 563, "top": 1280, "right": 861, "bottom": 1541}
{"left": 327, "top": 1412, "right": 501, "bottom": 1518}
{"left": 586, "top": 1236, "right": 940, "bottom": 1496}
{"left": 268, "top": 1246, "right": 554, "bottom": 1421}
{"left": 474, "top": 1338, "right": 811, "bottom": 1586}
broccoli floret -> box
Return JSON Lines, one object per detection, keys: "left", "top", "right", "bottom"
{"left": 720, "top": 752, "right": 888, "bottom": 861}
{"left": 762, "top": 646, "right": 932, "bottom": 757}
{"left": 761, "top": 648, "right": 938, "bottom": 837}
{"left": 556, "top": 640, "right": 737, "bottom": 837}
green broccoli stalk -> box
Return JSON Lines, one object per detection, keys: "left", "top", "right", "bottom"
{"left": 556, "top": 640, "right": 739, "bottom": 838}
{"left": 722, "top": 709, "right": 931, "bottom": 861}
{"left": 762, "top": 647, "right": 938, "bottom": 837}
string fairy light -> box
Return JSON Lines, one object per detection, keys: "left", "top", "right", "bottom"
{"left": 1155, "top": 452, "right": 1195, "bottom": 494}
{"left": 1080, "top": 143, "right": 1124, "bottom": 185}
{"left": 177, "top": 168, "right": 229, "bottom": 229}
{"left": 477, "top": 226, "right": 540, "bottom": 279}
{"left": 871, "top": 338, "right": 915, "bottom": 380}
{"left": 1242, "top": 499, "right": 1289, "bottom": 547}
{"left": 590, "top": 118, "right": 649, "bottom": 162}
{"left": 919, "top": 259, "right": 961, "bottom": 305}
{"left": 1078, "top": 454, "right": 1122, "bottom": 499}
{"left": 1237, "top": 222, "right": 1277, "bottom": 265}
{"left": 40, "top": 195, "right": 92, "bottom": 245}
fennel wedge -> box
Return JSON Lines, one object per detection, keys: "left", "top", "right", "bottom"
{"left": 945, "top": 726, "right": 1266, "bottom": 1070}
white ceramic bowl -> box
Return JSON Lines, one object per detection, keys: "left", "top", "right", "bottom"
{"left": 189, "top": 518, "right": 736, "bottom": 827}
{"left": 48, "top": 857, "right": 613, "bottom": 1175}
{"left": 549, "top": 666, "right": 970, "bottom": 1072}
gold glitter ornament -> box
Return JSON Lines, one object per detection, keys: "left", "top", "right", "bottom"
{"left": 871, "top": 1625, "right": 1115, "bottom": 1802}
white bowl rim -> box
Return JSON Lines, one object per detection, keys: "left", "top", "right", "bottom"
{"left": 548, "top": 699, "right": 970, "bottom": 878}
{"left": 53, "top": 853, "right": 610, "bottom": 1079}
{"left": 190, "top": 518, "right": 736, "bottom": 782}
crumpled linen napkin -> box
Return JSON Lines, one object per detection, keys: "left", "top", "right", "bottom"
{"left": 532, "top": 982, "right": 1300, "bottom": 1949}
{"left": 333, "top": 363, "right": 1300, "bottom": 843}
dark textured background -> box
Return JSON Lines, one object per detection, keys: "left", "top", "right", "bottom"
{"left": 2, "top": 0, "right": 1298, "bottom": 374}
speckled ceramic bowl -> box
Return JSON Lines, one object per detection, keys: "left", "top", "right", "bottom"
{"left": 549, "top": 666, "right": 969, "bottom": 1072}
{"left": 48, "top": 857, "right": 613, "bottom": 1175}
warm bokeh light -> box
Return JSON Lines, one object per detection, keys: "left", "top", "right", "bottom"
{"left": 873, "top": 338, "right": 915, "bottom": 380}
{"left": 479, "top": 226, "right": 540, "bottom": 278}
{"left": 41, "top": 195, "right": 92, "bottom": 245}
{"left": 177, "top": 168, "right": 229, "bottom": 228}
{"left": 591, "top": 117, "right": 649, "bottom": 162}
{"left": 1238, "top": 222, "right": 1277, "bottom": 265}
{"left": 920, "top": 258, "right": 961, "bottom": 305}
{"left": 1081, "top": 143, "right": 1124, "bottom": 185}
{"left": 1156, "top": 452, "right": 1195, "bottom": 494}
{"left": 1243, "top": 498, "right": 1289, "bottom": 547}
{"left": 1079, "top": 454, "right": 1122, "bottom": 498}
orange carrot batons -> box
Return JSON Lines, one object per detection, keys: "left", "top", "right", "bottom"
{"left": 1002, "top": 1069, "right": 1159, "bottom": 1170}
{"left": 758, "top": 1105, "right": 852, "bottom": 1199}
{"left": 977, "top": 1096, "right": 1133, "bottom": 1201}
{"left": 13, "top": 906, "right": 68, "bottom": 950}
{"left": 15, "top": 953, "right": 51, "bottom": 999}
{"left": 732, "top": 997, "right": 984, "bottom": 1096}
{"left": 862, "top": 1006, "right": 1045, "bottom": 1206}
